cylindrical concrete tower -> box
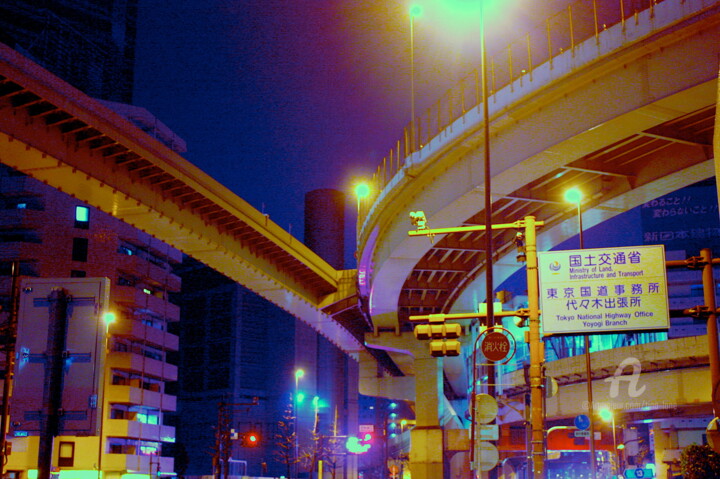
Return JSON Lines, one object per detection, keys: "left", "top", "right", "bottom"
{"left": 304, "top": 188, "right": 345, "bottom": 269}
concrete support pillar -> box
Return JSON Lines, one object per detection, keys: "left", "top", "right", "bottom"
{"left": 409, "top": 355, "right": 444, "bottom": 479}
{"left": 652, "top": 423, "right": 679, "bottom": 479}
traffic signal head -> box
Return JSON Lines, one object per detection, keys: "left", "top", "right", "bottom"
{"left": 429, "top": 339, "right": 461, "bottom": 357}
{"left": 412, "top": 316, "right": 463, "bottom": 357}
{"left": 414, "top": 323, "right": 461, "bottom": 340}
{"left": 241, "top": 431, "right": 260, "bottom": 447}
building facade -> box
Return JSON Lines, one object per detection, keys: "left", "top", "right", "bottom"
{"left": 0, "top": 163, "right": 181, "bottom": 478}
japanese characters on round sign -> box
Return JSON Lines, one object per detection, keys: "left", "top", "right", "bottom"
{"left": 481, "top": 331, "right": 511, "bottom": 362}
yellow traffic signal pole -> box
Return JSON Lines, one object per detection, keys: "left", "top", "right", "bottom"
{"left": 408, "top": 216, "right": 545, "bottom": 478}
{"left": 523, "top": 216, "right": 545, "bottom": 479}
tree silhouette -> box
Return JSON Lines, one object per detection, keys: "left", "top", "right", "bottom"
{"left": 681, "top": 444, "right": 720, "bottom": 479}
{"left": 322, "top": 407, "right": 346, "bottom": 479}
{"left": 274, "top": 394, "right": 298, "bottom": 478}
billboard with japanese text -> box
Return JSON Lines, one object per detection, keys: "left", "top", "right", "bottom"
{"left": 641, "top": 180, "right": 720, "bottom": 252}
{"left": 538, "top": 245, "right": 669, "bottom": 334}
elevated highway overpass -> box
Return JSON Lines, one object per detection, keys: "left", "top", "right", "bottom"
{"left": 358, "top": 0, "right": 719, "bottom": 391}
{"left": 0, "top": 40, "right": 367, "bottom": 354}
{"left": 0, "top": 0, "right": 719, "bottom": 477}
{"left": 354, "top": 0, "right": 720, "bottom": 477}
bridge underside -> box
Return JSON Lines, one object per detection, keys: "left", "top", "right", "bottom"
{"left": 0, "top": 42, "right": 368, "bottom": 354}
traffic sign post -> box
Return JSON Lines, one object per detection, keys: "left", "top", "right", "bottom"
{"left": 473, "top": 394, "right": 499, "bottom": 471}
{"left": 476, "top": 424, "right": 499, "bottom": 441}
{"left": 408, "top": 216, "right": 546, "bottom": 478}
{"left": 476, "top": 441, "right": 499, "bottom": 472}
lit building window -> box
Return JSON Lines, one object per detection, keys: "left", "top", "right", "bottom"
{"left": 58, "top": 442, "right": 75, "bottom": 467}
{"left": 74, "top": 206, "right": 90, "bottom": 229}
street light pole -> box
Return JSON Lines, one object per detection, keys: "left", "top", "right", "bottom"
{"left": 409, "top": 5, "right": 421, "bottom": 152}
{"left": 611, "top": 413, "right": 617, "bottom": 474}
{"left": 480, "top": 0, "right": 494, "bottom": 333}
{"left": 599, "top": 409, "right": 618, "bottom": 476}
{"left": 98, "top": 312, "right": 116, "bottom": 479}
{"left": 479, "top": 9, "right": 499, "bottom": 477}
{"left": 566, "top": 188, "right": 597, "bottom": 479}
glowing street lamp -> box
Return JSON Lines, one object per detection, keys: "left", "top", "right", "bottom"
{"left": 354, "top": 182, "right": 370, "bottom": 215}
{"left": 102, "top": 311, "right": 116, "bottom": 330}
{"left": 564, "top": 187, "right": 584, "bottom": 249}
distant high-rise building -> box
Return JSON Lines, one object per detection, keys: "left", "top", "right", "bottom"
{"left": 169, "top": 187, "right": 359, "bottom": 478}
{"left": 171, "top": 257, "right": 295, "bottom": 478}
{"left": 172, "top": 255, "right": 359, "bottom": 479}
{"left": 305, "top": 189, "right": 346, "bottom": 270}
{"left": 0, "top": 0, "right": 139, "bottom": 103}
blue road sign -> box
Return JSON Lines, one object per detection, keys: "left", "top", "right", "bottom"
{"left": 574, "top": 414, "right": 590, "bottom": 430}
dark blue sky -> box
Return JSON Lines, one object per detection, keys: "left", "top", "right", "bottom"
{"left": 133, "top": 1, "right": 412, "bottom": 245}
{"left": 132, "top": 1, "right": 573, "bottom": 266}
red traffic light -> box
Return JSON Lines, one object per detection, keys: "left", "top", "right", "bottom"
{"left": 241, "top": 432, "right": 260, "bottom": 447}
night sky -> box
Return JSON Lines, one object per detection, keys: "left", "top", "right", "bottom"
{"left": 132, "top": 0, "right": 574, "bottom": 267}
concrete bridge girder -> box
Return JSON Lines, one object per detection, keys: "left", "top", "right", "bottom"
{"left": 360, "top": 326, "right": 474, "bottom": 406}
{"left": 543, "top": 366, "right": 711, "bottom": 419}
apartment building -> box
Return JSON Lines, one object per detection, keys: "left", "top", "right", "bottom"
{"left": 0, "top": 163, "right": 181, "bottom": 479}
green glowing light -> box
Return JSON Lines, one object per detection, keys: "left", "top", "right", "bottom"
{"left": 599, "top": 408, "right": 612, "bottom": 422}
{"left": 564, "top": 187, "right": 582, "bottom": 204}
{"left": 355, "top": 183, "right": 370, "bottom": 199}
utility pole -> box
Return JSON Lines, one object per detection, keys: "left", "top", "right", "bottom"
{"left": 0, "top": 261, "right": 19, "bottom": 479}
{"left": 523, "top": 216, "right": 545, "bottom": 478}
{"left": 667, "top": 250, "right": 720, "bottom": 422}
{"left": 213, "top": 397, "right": 259, "bottom": 479}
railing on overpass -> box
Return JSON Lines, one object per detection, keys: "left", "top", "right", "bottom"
{"left": 359, "top": 0, "right": 680, "bottom": 224}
